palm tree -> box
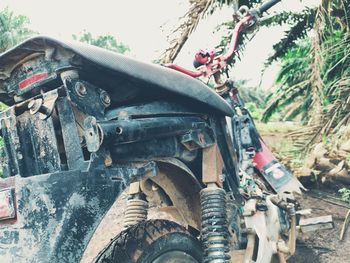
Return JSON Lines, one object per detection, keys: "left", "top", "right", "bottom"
{"left": 158, "top": 0, "right": 265, "bottom": 64}
{"left": 158, "top": 0, "right": 317, "bottom": 64}
{"left": 262, "top": 0, "right": 350, "bottom": 141}
{"left": 160, "top": 0, "right": 350, "bottom": 145}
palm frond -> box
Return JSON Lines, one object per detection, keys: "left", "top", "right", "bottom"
{"left": 158, "top": 0, "right": 264, "bottom": 64}
{"left": 158, "top": 0, "right": 216, "bottom": 64}
{"left": 267, "top": 8, "right": 316, "bottom": 64}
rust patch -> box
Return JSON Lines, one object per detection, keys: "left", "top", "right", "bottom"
{"left": 202, "top": 144, "right": 223, "bottom": 187}
{"left": 0, "top": 177, "right": 17, "bottom": 226}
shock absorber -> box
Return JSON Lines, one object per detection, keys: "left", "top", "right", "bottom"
{"left": 123, "top": 182, "right": 149, "bottom": 230}
{"left": 201, "top": 184, "right": 231, "bottom": 263}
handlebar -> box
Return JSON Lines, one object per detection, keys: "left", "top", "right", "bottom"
{"left": 258, "top": 0, "right": 281, "bottom": 14}
{"left": 165, "top": 0, "right": 282, "bottom": 79}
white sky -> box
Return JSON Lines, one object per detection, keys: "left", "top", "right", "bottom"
{"left": 0, "top": 0, "right": 320, "bottom": 88}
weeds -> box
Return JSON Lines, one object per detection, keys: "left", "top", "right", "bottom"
{"left": 339, "top": 188, "right": 350, "bottom": 204}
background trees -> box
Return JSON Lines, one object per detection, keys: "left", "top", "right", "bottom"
{"left": 0, "top": 7, "right": 129, "bottom": 54}
{"left": 159, "top": 0, "right": 316, "bottom": 64}
{"left": 72, "top": 31, "right": 130, "bottom": 54}
{"left": 0, "top": 7, "right": 36, "bottom": 52}
{"left": 162, "top": 0, "right": 350, "bottom": 136}
{"left": 263, "top": 1, "right": 350, "bottom": 136}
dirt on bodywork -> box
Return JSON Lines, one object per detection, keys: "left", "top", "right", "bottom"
{"left": 82, "top": 189, "right": 350, "bottom": 263}
{"left": 81, "top": 192, "right": 177, "bottom": 263}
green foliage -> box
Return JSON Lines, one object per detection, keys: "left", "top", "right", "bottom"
{"left": 237, "top": 82, "right": 270, "bottom": 120}
{"left": 321, "top": 134, "right": 329, "bottom": 145}
{"left": 215, "top": 2, "right": 317, "bottom": 66}
{"left": 263, "top": 0, "right": 350, "bottom": 128}
{"left": 267, "top": 8, "right": 316, "bottom": 63}
{"left": 346, "top": 153, "right": 350, "bottom": 162}
{"left": 245, "top": 102, "right": 264, "bottom": 119}
{"left": 238, "top": 82, "right": 269, "bottom": 107}
{"left": 262, "top": 38, "right": 312, "bottom": 122}
{"left": 72, "top": 31, "right": 130, "bottom": 54}
{"left": 339, "top": 188, "right": 350, "bottom": 204}
{"left": 0, "top": 103, "right": 8, "bottom": 111}
{"left": 0, "top": 7, "right": 36, "bottom": 53}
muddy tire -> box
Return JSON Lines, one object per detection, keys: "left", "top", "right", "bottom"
{"left": 93, "top": 219, "right": 202, "bottom": 263}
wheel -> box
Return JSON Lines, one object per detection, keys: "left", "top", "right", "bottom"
{"left": 93, "top": 219, "right": 202, "bottom": 263}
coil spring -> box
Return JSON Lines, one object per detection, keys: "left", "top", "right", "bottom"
{"left": 201, "top": 187, "right": 231, "bottom": 263}
{"left": 123, "top": 197, "right": 148, "bottom": 229}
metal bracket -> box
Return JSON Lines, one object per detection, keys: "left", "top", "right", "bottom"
{"left": 27, "top": 89, "right": 59, "bottom": 120}
{"left": 202, "top": 144, "right": 224, "bottom": 187}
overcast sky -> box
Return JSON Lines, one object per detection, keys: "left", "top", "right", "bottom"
{"left": 0, "top": 0, "right": 320, "bottom": 87}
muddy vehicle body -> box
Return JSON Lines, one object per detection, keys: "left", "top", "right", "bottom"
{"left": 0, "top": 1, "right": 334, "bottom": 263}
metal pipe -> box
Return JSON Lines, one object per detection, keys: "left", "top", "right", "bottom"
{"left": 98, "top": 117, "right": 207, "bottom": 145}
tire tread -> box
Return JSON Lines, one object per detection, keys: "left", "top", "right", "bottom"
{"left": 93, "top": 219, "right": 193, "bottom": 263}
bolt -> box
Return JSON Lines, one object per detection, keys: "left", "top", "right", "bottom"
{"left": 198, "top": 133, "right": 205, "bottom": 144}
{"left": 75, "top": 82, "right": 87, "bottom": 97}
{"left": 100, "top": 91, "right": 111, "bottom": 107}
{"left": 115, "top": 127, "right": 123, "bottom": 135}
{"left": 104, "top": 156, "right": 113, "bottom": 167}
{"left": 28, "top": 99, "right": 43, "bottom": 114}
{"left": 151, "top": 183, "right": 159, "bottom": 191}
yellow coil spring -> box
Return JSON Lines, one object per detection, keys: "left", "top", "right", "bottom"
{"left": 123, "top": 198, "right": 149, "bottom": 229}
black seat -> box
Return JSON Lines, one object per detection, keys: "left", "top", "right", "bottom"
{"left": 0, "top": 36, "right": 233, "bottom": 116}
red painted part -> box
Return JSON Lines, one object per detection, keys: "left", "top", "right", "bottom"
{"left": 0, "top": 177, "right": 15, "bottom": 190}
{"left": 194, "top": 48, "right": 216, "bottom": 65}
{"left": 224, "top": 15, "right": 253, "bottom": 62}
{"left": 165, "top": 15, "right": 254, "bottom": 78}
{"left": 0, "top": 190, "right": 14, "bottom": 219}
{"left": 0, "top": 177, "right": 17, "bottom": 226}
{"left": 18, "top": 72, "right": 49, "bottom": 90}
{"left": 165, "top": 64, "right": 203, "bottom": 78}
{"left": 253, "top": 139, "right": 276, "bottom": 170}
{"left": 230, "top": 91, "right": 238, "bottom": 101}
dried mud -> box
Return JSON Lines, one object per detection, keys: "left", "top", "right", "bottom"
{"left": 82, "top": 190, "right": 350, "bottom": 263}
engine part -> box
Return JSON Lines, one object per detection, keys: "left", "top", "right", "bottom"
{"left": 84, "top": 115, "right": 209, "bottom": 151}
{"left": 200, "top": 186, "right": 230, "bottom": 263}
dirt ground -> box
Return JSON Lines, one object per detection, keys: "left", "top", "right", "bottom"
{"left": 82, "top": 189, "right": 350, "bottom": 263}
{"left": 289, "top": 193, "right": 350, "bottom": 263}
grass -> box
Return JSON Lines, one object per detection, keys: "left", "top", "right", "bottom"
{"left": 339, "top": 188, "right": 350, "bottom": 204}
{"left": 256, "top": 121, "right": 303, "bottom": 134}
{"left": 256, "top": 121, "right": 305, "bottom": 171}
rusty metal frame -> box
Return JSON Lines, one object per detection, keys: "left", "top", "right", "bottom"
{"left": 141, "top": 158, "right": 202, "bottom": 229}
